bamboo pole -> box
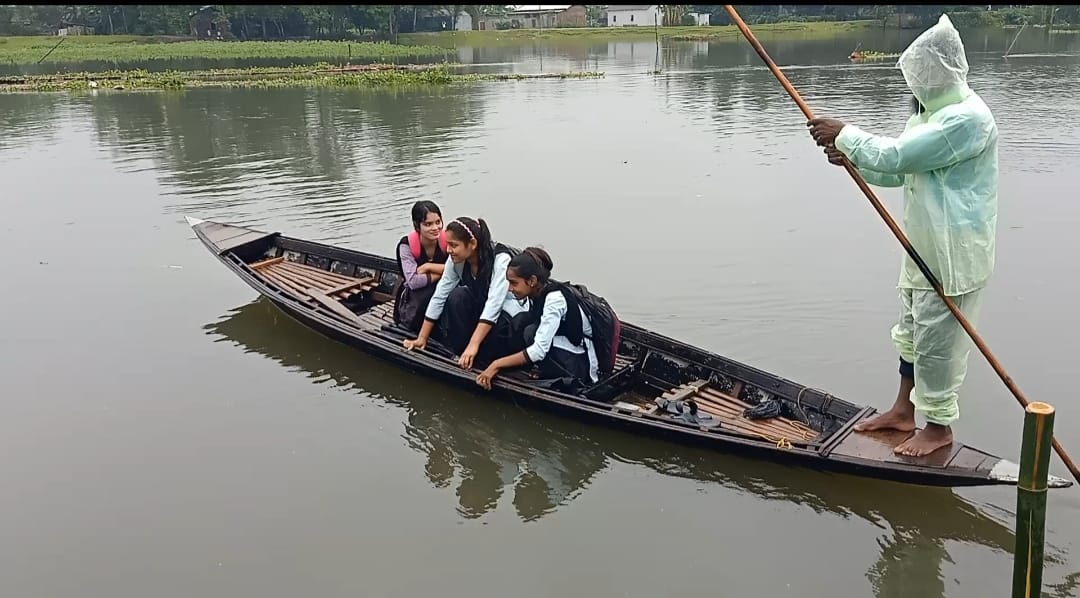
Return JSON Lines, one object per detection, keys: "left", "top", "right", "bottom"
{"left": 1012, "top": 402, "right": 1055, "bottom": 598}
{"left": 721, "top": 4, "right": 1080, "bottom": 485}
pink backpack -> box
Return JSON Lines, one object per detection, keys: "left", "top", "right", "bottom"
{"left": 407, "top": 230, "right": 448, "bottom": 259}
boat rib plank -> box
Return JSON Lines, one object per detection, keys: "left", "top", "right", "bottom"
{"left": 271, "top": 265, "right": 334, "bottom": 293}
{"left": 277, "top": 262, "right": 369, "bottom": 298}
{"left": 259, "top": 269, "right": 315, "bottom": 302}
{"left": 280, "top": 262, "right": 354, "bottom": 284}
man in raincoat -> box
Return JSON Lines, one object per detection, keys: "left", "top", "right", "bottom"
{"left": 807, "top": 15, "right": 999, "bottom": 457}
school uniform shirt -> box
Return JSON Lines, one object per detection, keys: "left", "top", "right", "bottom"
{"left": 425, "top": 252, "right": 524, "bottom": 324}
{"left": 524, "top": 289, "right": 599, "bottom": 384}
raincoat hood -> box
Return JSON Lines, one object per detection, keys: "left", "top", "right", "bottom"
{"left": 897, "top": 15, "right": 971, "bottom": 111}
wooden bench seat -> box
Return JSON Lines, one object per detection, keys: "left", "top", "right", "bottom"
{"left": 250, "top": 256, "right": 377, "bottom": 301}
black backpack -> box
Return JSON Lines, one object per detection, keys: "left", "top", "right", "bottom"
{"left": 552, "top": 281, "right": 622, "bottom": 378}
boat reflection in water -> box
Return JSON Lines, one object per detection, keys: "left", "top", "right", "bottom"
{"left": 204, "top": 298, "right": 1068, "bottom": 597}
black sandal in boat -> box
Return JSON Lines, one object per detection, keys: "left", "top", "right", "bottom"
{"left": 743, "top": 398, "right": 810, "bottom": 424}
{"left": 654, "top": 398, "right": 722, "bottom": 428}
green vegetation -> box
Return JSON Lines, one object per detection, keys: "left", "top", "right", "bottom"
{"left": 697, "top": 4, "right": 1078, "bottom": 28}
{"left": 0, "top": 6, "right": 508, "bottom": 38}
{"left": 401, "top": 20, "right": 879, "bottom": 47}
{"left": 0, "top": 63, "right": 604, "bottom": 92}
{"left": 2, "top": 4, "right": 1075, "bottom": 67}
{"left": 849, "top": 50, "right": 902, "bottom": 62}
{"left": 0, "top": 35, "right": 450, "bottom": 65}
{"left": 664, "top": 20, "right": 879, "bottom": 42}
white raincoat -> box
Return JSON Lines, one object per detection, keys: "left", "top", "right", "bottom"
{"left": 834, "top": 15, "right": 999, "bottom": 426}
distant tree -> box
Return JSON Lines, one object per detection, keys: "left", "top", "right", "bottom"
{"left": 662, "top": 5, "right": 692, "bottom": 27}
{"left": 585, "top": 5, "right": 605, "bottom": 26}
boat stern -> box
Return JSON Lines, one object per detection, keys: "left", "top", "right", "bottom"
{"left": 989, "top": 459, "right": 1073, "bottom": 489}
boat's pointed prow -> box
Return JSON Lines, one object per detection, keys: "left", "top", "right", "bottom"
{"left": 1049, "top": 474, "right": 1072, "bottom": 489}
{"left": 188, "top": 217, "right": 278, "bottom": 256}
{"left": 990, "top": 459, "right": 1073, "bottom": 489}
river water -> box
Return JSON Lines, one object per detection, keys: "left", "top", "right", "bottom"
{"left": 2, "top": 26, "right": 1079, "bottom": 598}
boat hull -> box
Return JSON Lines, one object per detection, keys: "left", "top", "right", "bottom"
{"left": 189, "top": 217, "right": 1072, "bottom": 490}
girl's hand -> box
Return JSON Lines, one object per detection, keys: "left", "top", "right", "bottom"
{"left": 476, "top": 366, "right": 499, "bottom": 390}
{"left": 459, "top": 343, "right": 479, "bottom": 370}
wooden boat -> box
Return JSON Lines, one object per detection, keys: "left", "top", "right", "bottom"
{"left": 187, "top": 216, "right": 1072, "bottom": 490}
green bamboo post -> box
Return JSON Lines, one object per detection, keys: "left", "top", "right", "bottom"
{"left": 1012, "top": 401, "right": 1056, "bottom": 598}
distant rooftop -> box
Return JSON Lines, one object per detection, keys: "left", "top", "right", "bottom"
{"left": 606, "top": 5, "right": 658, "bottom": 11}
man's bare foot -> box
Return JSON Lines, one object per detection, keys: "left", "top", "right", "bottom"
{"left": 853, "top": 407, "right": 916, "bottom": 433}
{"left": 894, "top": 424, "right": 953, "bottom": 457}
{"left": 856, "top": 375, "right": 916, "bottom": 433}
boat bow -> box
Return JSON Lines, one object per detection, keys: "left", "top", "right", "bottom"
{"left": 990, "top": 459, "right": 1072, "bottom": 489}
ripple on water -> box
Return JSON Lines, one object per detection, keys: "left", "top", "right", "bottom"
{"left": 0, "top": 96, "right": 75, "bottom": 155}
{"left": 153, "top": 118, "right": 483, "bottom": 239}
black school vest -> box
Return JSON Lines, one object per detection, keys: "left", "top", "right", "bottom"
{"left": 459, "top": 242, "right": 517, "bottom": 296}
{"left": 529, "top": 283, "right": 585, "bottom": 347}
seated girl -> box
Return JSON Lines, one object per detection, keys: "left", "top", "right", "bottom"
{"left": 474, "top": 248, "right": 599, "bottom": 391}
{"left": 403, "top": 217, "right": 526, "bottom": 370}
{"left": 393, "top": 200, "right": 448, "bottom": 333}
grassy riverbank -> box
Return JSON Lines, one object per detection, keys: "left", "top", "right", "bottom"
{"left": 0, "top": 63, "right": 604, "bottom": 92}
{"left": 0, "top": 20, "right": 881, "bottom": 65}
{"left": 399, "top": 20, "right": 880, "bottom": 46}
{"left": 0, "top": 35, "right": 451, "bottom": 65}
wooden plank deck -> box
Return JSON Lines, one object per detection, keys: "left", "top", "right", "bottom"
{"left": 654, "top": 380, "right": 819, "bottom": 445}
{"left": 251, "top": 257, "right": 378, "bottom": 302}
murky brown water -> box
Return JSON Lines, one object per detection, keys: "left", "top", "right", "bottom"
{"left": 2, "top": 27, "right": 1080, "bottom": 598}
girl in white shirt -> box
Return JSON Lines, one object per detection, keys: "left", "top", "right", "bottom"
{"left": 475, "top": 247, "right": 599, "bottom": 391}
{"left": 403, "top": 216, "right": 524, "bottom": 370}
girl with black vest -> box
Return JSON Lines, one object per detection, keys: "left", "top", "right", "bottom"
{"left": 403, "top": 217, "right": 525, "bottom": 370}
{"left": 393, "top": 201, "right": 449, "bottom": 333}
{"left": 475, "top": 247, "right": 599, "bottom": 391}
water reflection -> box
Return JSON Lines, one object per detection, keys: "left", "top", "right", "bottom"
{"left": 205, "top": 298, "right": 609, "bottom": 521}
{"left": 1047, "top": 571, "right": 1080, "bottom": 598}
{"left": 649, "top": 30, "right": 1080, "bottom": 176}
{"left": 205, "top": 298, "right": 1034, "bottom": 596}
{"left": 406, "top": 402, "right": 607, "bottom": 522}
{"left": 622, "top": 446, "right": 1024, "bottom": 598}
{"left": 79, "top": 84, "right": 489, "bottom": 239}
{"left": 0, "top": 94, "right": 69, "bottom": 153}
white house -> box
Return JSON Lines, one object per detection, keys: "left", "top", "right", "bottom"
{"left": 688, "top": 12, "right": 710, "bottom": 26}
{"left": 606, "top": 5, "right": 662, "bottom": 27}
